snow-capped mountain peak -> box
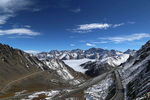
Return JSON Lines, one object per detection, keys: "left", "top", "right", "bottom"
{"left": 36, "top": 48, "right": 135, "bottom": 61}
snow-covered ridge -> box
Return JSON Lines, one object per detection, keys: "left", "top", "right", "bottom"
{"left": 96, "top": 53, "right": 129, "bottom": 67}
{"left": 42, "top": 59, "right": 86, "bottom": 85}
{"left": 62, "top": 53, "right": 129, "bottom": 75}
{"left": 42, "top": 59, "right": 74, "bottom": 80}
{"left": 119, "top": 40, "right": 150, "bottom": 100}
{"left": 73, "top": 52, "right": 130, "bottom": 76}
{"left": 85, "top": 74, "right": 113, "bottom": 100}
{"left": 36, "top": 48, "right": 135, "bottom": 76}
{"left": 36, "top": 48, "right": 136, "bottom": 60}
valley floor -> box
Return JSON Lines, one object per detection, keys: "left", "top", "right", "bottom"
{"left": 0, "top": 67, "right": 124, "bottom": 100}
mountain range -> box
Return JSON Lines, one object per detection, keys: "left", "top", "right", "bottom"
{"left": 0, "top": 40, "right": 149, "bottom": 100}
{"left": 36, "top": 48, "right": 136, "bottom": 60}
{"left": 36, "top": 48, "right": 136, "bottom": 77}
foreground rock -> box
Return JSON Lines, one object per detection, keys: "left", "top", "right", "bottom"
{"left": 119, "top": 40, "right": 150, "bottom": 100}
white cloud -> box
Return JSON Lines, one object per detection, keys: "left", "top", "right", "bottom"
{"left": 70, "top": 44, "right": 75, "bottom": 46}
{"left": 92, "top": 41, "right": 108, "bottom": 44}
{"left": 0, "top": 1, "right": 40, "bottom": 38}
{"left": 24, "top": 25, "right": 31, "bottom": 28}
{"left": 70, "top": 8, "right": 81, "bottom": 13}
{"left": 24, "top": 50, "right": 39, "bottom": 54}
{"left": 0, "top": 0, "right": 33, "bottom": 13}
{"left": 72, "top": 23, "right": 126, "bottom": 33}
{"left": 99, "top": 33, "right": 150, "bottom": 43}
{"left": 72, "top": 29, "right": 92, "bottom": 33}
{"left": 73, "top": 23, "right": 111, "bottom": 33}
{"left": 79, "top": 40, "right": 86, "bottom": 43}
{"left": 78, "top": 23, "right": 110, "bottom": 30}
{"left": 86, "top": 43, "right": 96, "bottom": 46}
{"left": 128, "top": 21, "right": 136, "bottom": 24}
{"left": 8, "top": 36, "right": 33, "bottom": 39}
{"left": 0, "top": 14, "right": 14, "bottom": 24}
{"left": 113, "top": 23, "right": 124, "bottom": 28}
{"left": 0, "top": 28, "right": 40, "bottom": 36}
{"left": 0, "top": 0, "right": 34, "bottom": 25}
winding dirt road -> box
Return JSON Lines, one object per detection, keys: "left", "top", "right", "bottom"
{"left": 111, "top": 71, "right": 124, "bottom": 100}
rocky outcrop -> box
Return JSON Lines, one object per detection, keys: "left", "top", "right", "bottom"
{"left": 119, "top": 40, "right": 150, "bottom": 100}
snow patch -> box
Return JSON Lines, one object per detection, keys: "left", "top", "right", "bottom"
{"left": 85, "top": 75, "right": 113, "bottom": 100}
{"left": 63, "top": 59, "right": 95, "bottom": 73}
{"left": 21, "top": 90, "right": 60, "bottom": 100}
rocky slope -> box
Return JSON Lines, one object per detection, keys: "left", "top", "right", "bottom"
{"left": 42, "top": 59, "right": 87, "bottom": 85}
{"left": 0, "top": 43, "right": 87, "bottom": 98}
{"left": 119, "top": 40, "right": 150, "bottom": 100}
{"left": 0, "top": 43, "right": 45, "bottom": 90}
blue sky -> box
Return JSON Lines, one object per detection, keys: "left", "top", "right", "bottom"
{"left": 0, "top": 0, "right": 150, "bottom": 53}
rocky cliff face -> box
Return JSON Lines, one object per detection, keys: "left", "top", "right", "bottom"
{"left": 81, "top": 61, "right": 112, "bottom": 77}
{"left": 0, "top": 43, "right": 45, "bottom": 89}
{"left": 119, "top": 40, "right": 150, "bottom": 100}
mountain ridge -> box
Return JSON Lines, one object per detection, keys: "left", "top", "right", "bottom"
{"left": 0, "top": 43, "right": 87, "bottom": 98}
{"left": 119, "top": 40, "right": 150, "bottom": 100}
{"left": 36, "top": 47, "right": 136, "bottom": 60}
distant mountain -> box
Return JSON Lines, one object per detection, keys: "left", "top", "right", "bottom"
{"left": 81, "top": 61, "right": 113, "bottom": 77}
{"left": 80, "top": 51, "right": 130, "bottom": 77}
{"left": 36, "top": 48, "right": 135, "bottom": 60}
{"left": 1, "top": 42, "right": 147, "bottom": 100}
{"left": 0, "top": 43, "right": 86, "bottom": 97}
{"left": 36, "top": 48, "right": 136, "bottom": 77}
{"left": 124, "top": 49, "right": 136, "bottom": 56}
{"left": 119, "top": 40, "right": 150, "bottom": 100}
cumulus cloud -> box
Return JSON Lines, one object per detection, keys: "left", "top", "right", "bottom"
{"left": 0, "top": 28, "right": 40, "bottom": 36}
{"left": 24, "top": 50, "right": 39, "bottom": 54}
{"left": 99, "top": 33, "right": 150, "bottom": 43}
{"left": 86, "top": 43, "right": 96, "bottom": 46}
